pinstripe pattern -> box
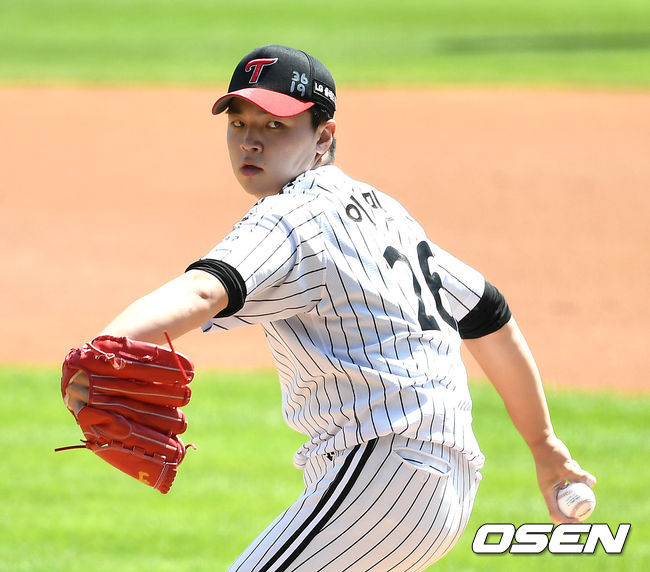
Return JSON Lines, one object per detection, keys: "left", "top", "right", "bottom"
{"left": 202, "top": 166, "right": 487, "bottom": 469}
{"left": 228, "top": 435, "right": 480, "bottom": 571}
{"left": 199, "top": 165, "right": 490, "bottom": 567}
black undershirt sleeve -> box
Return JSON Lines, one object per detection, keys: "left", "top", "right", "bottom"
{"left": 185, "top": 259, "right": 247, "bottom": 318}
{"left": 457, "top": 281, "right": 512, "bottom": 339}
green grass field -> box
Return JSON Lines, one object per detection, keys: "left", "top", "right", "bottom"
{"left": 1, "top": 0, "right": 649, "bottom": 86}
{"left": 1, "top": 366, "right": 647, "bottom": 571}
{"left": 2, "top": 1, "right": 648, "bottom": 570}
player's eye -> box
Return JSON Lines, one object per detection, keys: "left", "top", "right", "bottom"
{"left": 230, "top": 119, "right": 244, "bottom": 128}
{"left": 267, "top": 120, "right": 283, "bottom": 129}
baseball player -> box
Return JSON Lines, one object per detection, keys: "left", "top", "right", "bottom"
{"left": 64, "top": 45, "right": 596, "bottom": 570}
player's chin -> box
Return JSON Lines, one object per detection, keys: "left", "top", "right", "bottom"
{"left": 237, "top": 177, "right": 263, "bottom": 195}
{"left": 239, "top": 178, "right": 283, "bottom": 199}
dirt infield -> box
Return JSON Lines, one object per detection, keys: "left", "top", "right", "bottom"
{"left": 1, "top": 87, "right": 648, "bottom": 392}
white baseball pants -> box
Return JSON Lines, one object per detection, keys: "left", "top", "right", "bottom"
{"left": 228, "top": 433, "right": 482, "bottom": 571}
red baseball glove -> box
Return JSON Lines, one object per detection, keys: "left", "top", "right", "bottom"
{"left": 58, "top": 335, "right": 195, "bottom": 494}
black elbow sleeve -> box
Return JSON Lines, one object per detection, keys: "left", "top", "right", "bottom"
{"left": 185, "top": 259, "right": 247, "bottom": 318}
{"left": 458, "top": 281, "right": 511, "bottom": 339}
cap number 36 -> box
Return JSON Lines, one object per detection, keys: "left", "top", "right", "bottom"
{"left": 291, "top": 71, "right": 309, "bottom": 96}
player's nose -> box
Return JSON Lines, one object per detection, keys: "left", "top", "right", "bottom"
{"left": 240, "top": 127, "right": 262, "bottom": 153}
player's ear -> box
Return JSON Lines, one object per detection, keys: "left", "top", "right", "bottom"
{"left": 315, "top": 119, "right": 336, "bottom": 155}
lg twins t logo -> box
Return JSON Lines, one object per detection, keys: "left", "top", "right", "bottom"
{"left": 245, "top": 58, "right": 278, "bottom": 83}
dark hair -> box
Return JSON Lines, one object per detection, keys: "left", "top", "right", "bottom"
{"left": 310, "top": 104, "right": 336, "bottom": 163}
{"left": 309, "top": 104, "right": 332, "bottom": 129}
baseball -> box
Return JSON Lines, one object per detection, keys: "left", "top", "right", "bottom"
{"left": 557, "top": 482, "right": 596, "bottom": 521}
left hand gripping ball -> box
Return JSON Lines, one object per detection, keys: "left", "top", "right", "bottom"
{"left": 557, "top": 482, "right": 596, "bottom": 521}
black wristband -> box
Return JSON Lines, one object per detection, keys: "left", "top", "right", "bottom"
{"left": 458, "top": 281, "right": 511, "bottom": 339}
{"left": 185, "top": 259, "right": 247, "bottom": 318}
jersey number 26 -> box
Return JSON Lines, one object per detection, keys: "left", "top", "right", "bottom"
{"left": 383, "top": 241, "right": 457, "bottom": 332}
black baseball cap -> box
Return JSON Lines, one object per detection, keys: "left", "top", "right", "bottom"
{"left": 212, "top": 45, "right": 336, "bottom": 118}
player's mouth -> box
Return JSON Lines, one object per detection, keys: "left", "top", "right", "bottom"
{"left": 240, "top": 163, "right": 263, "bottom": 176}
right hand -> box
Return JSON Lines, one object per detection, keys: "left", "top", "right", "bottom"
{"left": 530, "top": 435, "right": 596, "bottom": 524}
{"left": 63, "top": 370, "right": 90, "bottom": 416}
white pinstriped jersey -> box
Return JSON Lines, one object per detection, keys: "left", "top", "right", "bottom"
{"left": 201, "top": 166, "right": 487, "bottom": 469}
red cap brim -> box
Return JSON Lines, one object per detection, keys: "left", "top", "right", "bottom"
{"left": 212, "top": 88, "right": 314, "bottom": 117}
